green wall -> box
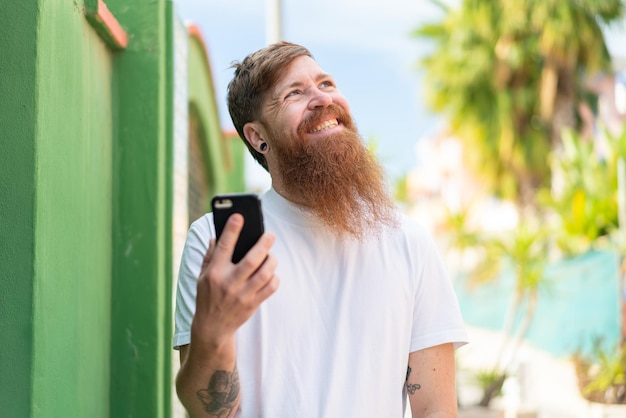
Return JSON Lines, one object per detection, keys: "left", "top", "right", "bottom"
{"left": 225, "top": 131, "right": 248, "bottom": 192}
{"left": 1, "top": 0, "right": 115, "bottom": 416}
{"left": 32, "top": 2, "right": 114, "bottom": 417}
{"left": 0, "top": 1, "right": 246, "bottom": 415}
{"left": 0, "top": 1, "right": 39, "bottom": 416}
{"left": 107, "top": 1, "right": 173, "bottom": 416}
{"left": 1, "top": 0, "right": 174, "bottom": 416}
{"left": 187, "top": 32, "right": 248, "bottom": 195}
{"left": 187, "top": 33, "right": 228, "bottom": 194}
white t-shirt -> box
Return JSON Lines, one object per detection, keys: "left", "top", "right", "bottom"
{"left": 174, "top": 188, "right": 468, "bottom": 417}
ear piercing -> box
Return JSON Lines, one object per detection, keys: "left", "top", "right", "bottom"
{"left": 260, "top": 142, "right": 268, "bottom": 152}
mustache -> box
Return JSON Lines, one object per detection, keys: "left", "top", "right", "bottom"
{"left": 297, "top": 104, "right": 353, "bottom": 136}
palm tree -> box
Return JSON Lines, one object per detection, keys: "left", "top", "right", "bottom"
{"left": 535, "top": 1, "right": 624, "bottom": 145}
{"left": 414, "top": 0, "right": 624, "bottom": 210}
{"left": 446, "top": 207, "right": 550, "bottom": 407}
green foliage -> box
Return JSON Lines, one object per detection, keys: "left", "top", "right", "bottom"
{"left": 447, "top": 126, "right": 626, "bottom": 407}
{"left": 475, "top": 369, "right": 507, "bottom": 407}
{"left": 444, "top": 197, "right": 552, "bottom": 407}
{"left": 574, "top": 339, "right": 626, "bottom": 404}
{"left": 539, "top": 127, "right": 626, "bottom": 255}
{"left": 444, "top": 207, "right": 482, "bottom": 250}
{"left": 445, "top": 206, "right": 551, "bottom": 406}
{"left": 470, "top": 220, "right": 549, "bottom": 291}
{"left": 414, "top": 0, "right": 624, "bottom": 206}
{"left": 418, "top": 1, "right": 626, "bottom": 406}
{"left": 393, "top": 174, "right": 409, "bottom": 205}
{"left": 475, "top": 369, "right": 504, "bottom": 392}
{"left": 447, "top": 205, "right": 550, "bottom": 291}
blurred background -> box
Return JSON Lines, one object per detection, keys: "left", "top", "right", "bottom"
{"left": 175, "top": 1, "right": 626, "bottom": 416}
{"left": 1, "top": 0, "right": 625, "bottom": 417}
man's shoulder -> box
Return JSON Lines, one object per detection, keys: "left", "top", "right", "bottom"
{"left": 395, "top": 213, "right": 432, "bottom": 241}
{"left": 187, "top": 212, "right": 214, "bottom": 241}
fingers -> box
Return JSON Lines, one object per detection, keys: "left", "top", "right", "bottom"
{"left": 201, "top": 214, "right": 278, "bottom": 299}
{"left": 212, "top": 214, "right": 245, "bottom": 263}
{"left": 201, "top": 238, "right": 217, "bottom": 270}
{"left": 212, "top": 215, "right": 275, "bottom": 268}
{"left": 235, "top": 232, "right": 275, "bottom": 270}
{"left": 240, "top": 251, "right": 279, "bottom": 298}
{"left": 255, "top": 273, "right": 280, "bottom": 304}
{"left": 193, "top": 219, "right": 279, "bottom": 338}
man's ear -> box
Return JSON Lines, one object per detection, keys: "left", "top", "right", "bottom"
{"left": 243, "top": 122, "right": 266, "bottom": 152}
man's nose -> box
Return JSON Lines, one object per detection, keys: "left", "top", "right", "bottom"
{"left": 308, "top": 89, "right": 332, "bottom": 109}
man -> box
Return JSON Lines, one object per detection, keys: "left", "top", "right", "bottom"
{"left": 174, "top": 41, "right": 468, "bottom": 417}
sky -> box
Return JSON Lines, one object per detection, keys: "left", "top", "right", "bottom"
{"left": 174, "top": 0, "right": 626, "bottom": 190}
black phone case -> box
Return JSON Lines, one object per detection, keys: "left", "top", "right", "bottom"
{"left": 212, "top": 194, "right": 265, "bottom": 263}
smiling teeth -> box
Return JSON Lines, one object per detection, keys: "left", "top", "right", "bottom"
{"left": 311, "top": 119, "right": 338, "bottom": 133}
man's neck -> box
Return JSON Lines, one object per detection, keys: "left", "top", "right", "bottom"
{"left": 270, "top": 177, "right": 301, "bottom": 207}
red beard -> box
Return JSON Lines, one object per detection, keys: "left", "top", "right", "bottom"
{"left": 271, "top": 104, "right": 398, "bottom": 240}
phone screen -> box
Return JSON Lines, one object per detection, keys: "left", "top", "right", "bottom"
{"left": 212, "top": 194, "right": 265, "bottom": 263}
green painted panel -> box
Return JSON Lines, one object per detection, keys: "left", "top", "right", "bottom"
{"left": 31, "top": 1, "right": 114, "bottom": 417}
{"left": 0, "top": 1, "right": 39, "bottom": 416}
{"left": 106, "top": 0, "right": 173, "bottom": 416}
{"left": 187, "top": 35, "right": 228, "bottom": 193}
{"left": 225, "top": 133, "right": 247, "bottom": 192}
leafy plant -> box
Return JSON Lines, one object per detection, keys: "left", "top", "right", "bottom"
{"left": 475, "top": 369, "right": 507, "bottom": 407}
{"left": 574, "top": 339, "right": 626, "bottom": 404}
{"left": 444, "top": 208, "right": 551, "bottom": 407}
{"left": 539, "top": 126, "right": 626, "bottom": 255}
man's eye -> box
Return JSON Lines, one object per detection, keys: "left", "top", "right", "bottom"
{"left": 320, "top": 81, "right": 334, "bottom": 89}
{"left": 286, "top": 90, "right": 301, "bottom": 98}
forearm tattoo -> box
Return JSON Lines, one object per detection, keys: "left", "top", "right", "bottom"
{"left": 405, "top": 366, "right": 421, "bottom": 395}
{"left": 196, "top": 366, "right": 240, "bottom": 417}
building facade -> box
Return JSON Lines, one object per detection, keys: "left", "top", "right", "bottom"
{"left": 0, "top": 1, "right": 244, "bottom": 416}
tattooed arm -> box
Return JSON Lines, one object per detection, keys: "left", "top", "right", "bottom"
{"left": 176, "top": 214, "right": 279, "bottom": 417}
{"left": 406, "top": 343, "right": 458, "bottom": 418}
{"left": 177, "top": 343, "right": 240, "bottom": 418}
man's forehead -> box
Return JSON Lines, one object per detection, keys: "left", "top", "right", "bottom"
{"left": 274, "top": 56, "right": 328, "bottom": 88}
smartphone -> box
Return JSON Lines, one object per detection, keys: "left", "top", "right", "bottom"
{"left": 211, "top": 193, "right": 265, "bottom": 263}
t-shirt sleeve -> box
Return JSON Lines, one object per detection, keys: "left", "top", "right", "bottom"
{"left": 173, "top": 215, "right": 213, "bottom": 349}
{"left": 409, "top": 225, "right": 469, "bottom": 352}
